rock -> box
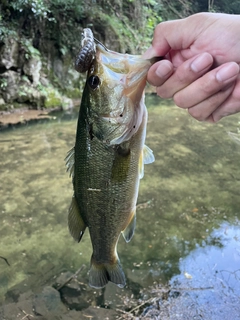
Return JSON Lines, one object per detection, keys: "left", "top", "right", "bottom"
{"left": 56, "top": 271, "right": 105, "bottom": 311}
{"left": 55, "top": 271, "right": 74, "bottom": 288}
{"left": 44, "top": 88, "right": 72, "bottom": 109}
{"left": 5, "top": 262, "right": 56, "bottom": 303}
{"left": 61, "top": 96, "right": 73, "bottom": 110}
{"left": 0, "top": 38, "right": 19, "bottom": 70}
{"left": 44, "top": 87, "right": 62, "bottom": 108}
{"left": 17, "top": 84, "right": 46, "bottom": 108}
{"left": 141, "top": 305, "right": 161, "bottom": 319}
{"left": 1, "top": 70, "right": 21, "bottom": 102}
{"left": 0, "top": 97, "right": 6, "bottom": 105}
{"left": 53, "top": 58, "right": 63, "bottom": 80}
{"left": 23, "top": 56, "right": 42, "bottom": 86}
{"left": 80, "top": 306, "right": 118, "bottom": 320}
{"left": 104, "top": 282, "right": 128, "bottom": 309}
{"left": 33, "top": 286, "right": 67, "bottom": 316}
{"left": 18, "top": 290, "right": 34, "bottom": 302}
{"left": 40, "top": 76, "right": 50, "bottom": 87}
{"left": 0, "top": 302, "right": 24, "bottom": 320}
{"left": 60, "top": 280, "right": 91, "bottom": 310}
{"left": 0, "top": 299, "right": 34, "bottom": 320}
{"left": 62, "top": 309, "right": 80, "bottom": 320}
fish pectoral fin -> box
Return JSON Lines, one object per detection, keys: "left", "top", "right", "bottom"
{"left": 143, "top": 144, "right": 155, "bottom": 164}
{"left": 122, "top": 210, "right": 136, "bottom": 243}
{"left": 68, "top": 195, "right": 86, "bottom": 242}
{"left": 65, "top": 147, "right": 75, "bottom": 178}
{"left": 89, "top": 256, "right": 126, "bottom": 289}
{"left": 139, "top": 144, "right": 155, "bottom": 179}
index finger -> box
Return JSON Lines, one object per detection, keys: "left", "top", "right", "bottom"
{"left": 144, "top": 14, "right": 207, "bottom": 59}
{"left": 144, "top": 18, "right": 190, "bottom": 58}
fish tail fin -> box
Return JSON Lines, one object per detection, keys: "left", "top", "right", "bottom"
{"left": 89, "top": 256, "right": 126, "bottom": 289}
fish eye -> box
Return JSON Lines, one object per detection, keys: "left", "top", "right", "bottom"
{"left": 88, "top": 75, "right": 100, "bottom": 90}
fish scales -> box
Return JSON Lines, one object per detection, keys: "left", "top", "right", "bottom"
{"left": 75, "top": 109, "right": 145, "bottom": 255}
{"left": 66, "top": 28, "right": 155, "bottom": 289}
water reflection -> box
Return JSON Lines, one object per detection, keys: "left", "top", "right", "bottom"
{"left": 0, "top": 96, "right": 240, "bottom": 316}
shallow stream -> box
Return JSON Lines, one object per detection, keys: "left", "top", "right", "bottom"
{"left": 1, "top": 96, "right": 240, "bottom": 319}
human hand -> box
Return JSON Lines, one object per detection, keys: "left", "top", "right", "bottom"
{"left": 144, "top": 12, "right": 240, "bottom": 122}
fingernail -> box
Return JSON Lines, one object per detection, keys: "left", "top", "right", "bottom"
{"left": 191, "top": 53, "right": 213, "bottom": 73}
{"left": 143, "top": 46, "right": 156, "bottom": 59}
{"left": 155, "top": 62, "right": 172, "bottom": 78}
{"left": 216, "top": 63, "right": 239, "bottom": 82}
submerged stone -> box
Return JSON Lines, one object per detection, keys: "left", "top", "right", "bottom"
{"left": 33, "top": 286, "right": 67, "bottom": 316}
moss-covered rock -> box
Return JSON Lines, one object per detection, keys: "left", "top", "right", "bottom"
{"left": 44, "top": 88, "right": 62, "bottom": 108}
{"left": 44, "top": 87, "right": 73, "bottom": 109}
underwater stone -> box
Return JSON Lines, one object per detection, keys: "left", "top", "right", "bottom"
{"left": 60, "top": 281, "right": 90, "bottom": 311}
{"left": 33, "top": 286, "right": 67, "bottom": 316}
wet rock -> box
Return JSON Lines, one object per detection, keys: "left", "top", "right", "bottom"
{"left": 141, "top": 304, "right": 161, "bottom": 319}
{"left": 55, "top": 271, "right": 74, "bottom": 287}
{"left": 104, "top": 281, "right": 131, "bottom": 309}
{"left": 5, "top": 262, "right": 56, "bottom": 303}
{"left": 55, "top": 271, "right": 105, "bottom": 311}
{"left": 80, "top": 306, "right": 118, "bottom": 320}
{"left": 0, "top": 302, "right": 24, "bottom": 320}
{"left": 18, "top": 289, "right": 34, "bottom": 301}
{"left": 61, "top": 309, "right": 80, "bottom": 320}
{"left": 33, "top": 286, "right": 67, "bottom": 316}
{"left": 60, "top": 280, "right": 91, "bottom": 310}
{"left": 0, "top": 299, "right": 34, "bottom": 320}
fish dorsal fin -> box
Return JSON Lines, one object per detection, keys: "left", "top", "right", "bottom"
{"left": 122, "top": 209, "right": 136, "bottom": 243}
{"left": 65, "top": 147, "right": 75, "bottom": 178}
{"left": 68, "top": 196, "right": 86, "bottom": 242}
{"left": 139, "top": 144, "right": 155, "bottom": 179}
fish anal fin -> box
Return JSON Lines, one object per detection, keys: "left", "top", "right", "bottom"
{"left": 65, "top": 147, "right": 75, "bottom": 178}
{"left": 139, "top": 144, "right": 155, "bottom": 179}
{"left": 122, "top": 209, "right": 136, "bottom": 243}
{"left": 89, "top": 256, "right": 126, "bottom": 289}
{"left": 68, "top": 195, "right": 86, "bottom": 242}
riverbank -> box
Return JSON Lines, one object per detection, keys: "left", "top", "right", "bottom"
{"left": 0, "top": 108, "right": 54, "bottom": 129}
{"left": 0, "top": 87, "right": 157, "bottom": 130}
{"left": 0, "top": 100, "right": 81, "bottom": 130}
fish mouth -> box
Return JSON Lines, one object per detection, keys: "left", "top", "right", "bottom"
{"left": 94, "top": 44, "right": 152, "bottom": 145}
{"left": 96, "top": 43, "right": 152, "bottom": 93}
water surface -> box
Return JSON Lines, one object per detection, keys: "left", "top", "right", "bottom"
{"left": 1, "top": 96, "right": 240, "bottom": 318}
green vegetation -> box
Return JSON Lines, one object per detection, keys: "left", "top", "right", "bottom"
{"left": 1, "top": 0, "right": 240, "bottom": 56}
{"left": 0, "top": 0, "right": 240, "bottom": 109}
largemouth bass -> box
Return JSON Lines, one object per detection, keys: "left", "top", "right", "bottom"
{"left": 66, "top": 29, "right": 155, "bottom": 289}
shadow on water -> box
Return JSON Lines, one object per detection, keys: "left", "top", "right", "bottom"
{"left": 0, "top": 95, "right": 240, "bottom": 319}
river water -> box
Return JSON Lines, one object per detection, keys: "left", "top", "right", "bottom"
{"left": 1, "top": 96, "right": 240, "bottom": 319}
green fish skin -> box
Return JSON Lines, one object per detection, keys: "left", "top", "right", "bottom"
{"left": 66, "top": 37, "right": 154, "bottom": 289}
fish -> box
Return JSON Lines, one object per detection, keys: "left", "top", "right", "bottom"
{"left": 66, "top": 28, "right": 155, "bottom": 289}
